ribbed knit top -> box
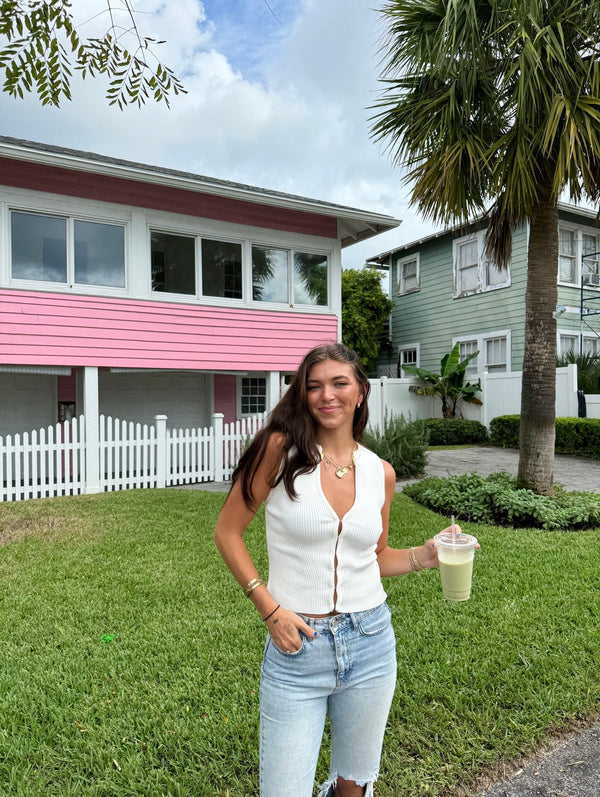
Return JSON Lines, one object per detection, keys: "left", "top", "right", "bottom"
{"left": 264, "top": 444, "right": 387, "bottom": 614}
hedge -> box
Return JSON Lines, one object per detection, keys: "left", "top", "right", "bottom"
{"left": 423, "top": 418, "right": 489, "bottom": 446}
{"left": 489, "top": 415, "right": 600, "bottom": 459}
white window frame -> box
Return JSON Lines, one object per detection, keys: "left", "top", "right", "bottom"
{"left": 453, "top": 329, "right": 512, "bottom": 375}
{"left": 453, "top": 231, "right": 510, "bottom": 298}
{"left": 557, "top": 224, "right": 600, "bottom": 288}
{"left": 237, "top": 374, "right": 267, "bottom": 417}
{"left": 396, "top": 254, "right": 420, "bottom": 296}
{"left": 398, "top": 343, "right": 420, "bottom": 377}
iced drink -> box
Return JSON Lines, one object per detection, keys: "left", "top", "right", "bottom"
{"left": 434, "top": 530, "right": 478, "bottom": 601}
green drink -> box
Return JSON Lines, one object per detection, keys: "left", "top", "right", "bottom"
{"left": 434, "top": 530, "right": 478, "bottom": 601}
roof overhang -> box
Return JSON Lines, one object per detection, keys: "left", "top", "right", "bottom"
{"left": 0, "top": 136, "right": 401, "bottom": 247}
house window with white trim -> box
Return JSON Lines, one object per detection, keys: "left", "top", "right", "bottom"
{"left": 240, "top": 376, "right": 267, "bottom": 415}
{"left": 582, "top": 337, "right": 600, "bottom": 355}
{"left": 558, "top": 226, "right": 600, "bottom": 287}
{"left": 251, "top": 246, "right": 328, "bottom": 306}
{"left": 559, "top": 334, "right": 579, "bottom": 355}
{"left": 559, "top": 228, "right": 577, "bottom": 283}
{"left": 11, "top": 210, "right": 126, "bottom": 288}
{"left": 397, "top": 255, "right": 419, "bottom": 295}
{"left": 455, "top": 330, "right": 511, "bottom": 375}
{"left": 398, "top": 344, "right": 419, "bottom": 377}
{"left": 453, "top": 231, "right": 510, "bottom": 297}
{"left": 582, "top": 233, "right": 600, "bottom": 286}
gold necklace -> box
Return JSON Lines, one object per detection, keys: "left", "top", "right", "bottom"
{"left": 319, "top": 446, "right": 358, "bottom": 479}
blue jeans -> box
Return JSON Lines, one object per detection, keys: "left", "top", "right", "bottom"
{"left": 260, "top": 602, "right": 397, "bottom": 797}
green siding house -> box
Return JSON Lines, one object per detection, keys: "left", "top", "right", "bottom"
{"left": 368, "top": 204, "right": 600, "bottom": 378}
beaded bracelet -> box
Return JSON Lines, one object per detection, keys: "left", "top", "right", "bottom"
{"left": 243, "top": 577, "right": 265, "bottom": 597}
{"left": 408, "top": 547, "right": 425, "bottom": 572}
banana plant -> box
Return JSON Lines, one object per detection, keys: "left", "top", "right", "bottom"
{"left": 402, "top": 343, "right": 483, "bottom": 419}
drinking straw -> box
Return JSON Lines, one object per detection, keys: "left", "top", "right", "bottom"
{"left": 451, "top": 514, "right": 456, "bottom": 543}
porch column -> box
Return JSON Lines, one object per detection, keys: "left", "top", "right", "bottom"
{"left": 83, "top": 366, "right": 100, "bottom": 494}
{"left": 265, "top": 371, "right": 280, "bottom": 414}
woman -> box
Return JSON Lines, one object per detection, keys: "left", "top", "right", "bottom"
{"left": 214, "top": 343, "right": 453, "bottom": 797}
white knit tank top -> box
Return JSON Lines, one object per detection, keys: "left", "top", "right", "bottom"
{"left": 264, "top": 444, "right": 387, "bottom": 614}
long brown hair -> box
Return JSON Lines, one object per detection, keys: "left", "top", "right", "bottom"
{"left": 231, "top": 342, "right": 370, "bottom": 505}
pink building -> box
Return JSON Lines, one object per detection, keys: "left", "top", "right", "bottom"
{"left": 0, "top": 137, "right": 399, "bottom": 438}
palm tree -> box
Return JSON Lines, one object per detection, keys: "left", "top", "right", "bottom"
{"left": 371, "top": 0, "right": 600, "bottom": 494}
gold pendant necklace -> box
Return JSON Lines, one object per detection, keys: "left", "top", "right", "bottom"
{"left": 319, "top": 446, "right": 358, "bottom": 479}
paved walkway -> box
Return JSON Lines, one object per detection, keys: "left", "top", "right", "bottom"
{"left": 188, "top": 446, "right": 600, "bottom": 796}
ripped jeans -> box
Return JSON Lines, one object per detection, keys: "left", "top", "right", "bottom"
{"left": 259, "top": 602, "right": 397, "bottom": 797}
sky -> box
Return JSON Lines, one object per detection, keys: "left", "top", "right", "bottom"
{"left": 0, "top": 0, "right": 441, "bottom": 269}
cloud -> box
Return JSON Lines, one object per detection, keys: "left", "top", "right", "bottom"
{"left": 0, "top": 0, "right": 433, "bottom": 269}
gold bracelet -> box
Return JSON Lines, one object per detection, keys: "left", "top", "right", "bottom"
{"left": 243, "top": 577, "right": 265, "bottom": 597}
{"left": 408, "top": 547, "right": 425, "bottom": 572}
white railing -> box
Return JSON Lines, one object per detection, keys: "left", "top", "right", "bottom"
{"left": 1, "top": 412, "right": 267, "bottom": 503}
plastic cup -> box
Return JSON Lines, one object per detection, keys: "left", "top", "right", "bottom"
{"left": 434, "top": 530, "right": 478, "bottom": 601}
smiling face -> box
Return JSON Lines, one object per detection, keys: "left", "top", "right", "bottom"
{"left": 305, "top": 358, "right": 364, "bottom": 434}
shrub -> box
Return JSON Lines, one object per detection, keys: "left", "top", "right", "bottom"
{"left": 364, "top": 410, "right": 429, "bottom": 479}
{"left": 403, "top": 472, "right": 600, "bottom": 530}
{"left": 490, "top": 415, "right": 600, "bottom": 459}
{"left": 424, "top": 418, "right": 489, "bottom": 446}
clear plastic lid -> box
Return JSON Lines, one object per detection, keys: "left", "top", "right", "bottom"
{"left": 434, "top": 531, "right": 478, "bottom": 549}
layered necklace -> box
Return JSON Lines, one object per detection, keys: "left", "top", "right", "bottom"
{"left": 319, "top": 444, "right": 358, "bottom": 479}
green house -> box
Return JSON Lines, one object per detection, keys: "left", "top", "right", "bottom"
{"left": 368, "top": 203, "right": 600, "bottom": 379}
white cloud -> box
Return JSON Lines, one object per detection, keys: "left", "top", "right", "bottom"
{"left": 0, "top": 0, "right": 439, "bottom": 269}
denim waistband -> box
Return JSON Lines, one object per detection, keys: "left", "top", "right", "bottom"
{"left": 297, "top": 603, "right": 386, "bottom": 633}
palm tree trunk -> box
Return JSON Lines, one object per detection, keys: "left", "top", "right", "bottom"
{"left": 517, "top": 200, "right": 558, "bottom": 494}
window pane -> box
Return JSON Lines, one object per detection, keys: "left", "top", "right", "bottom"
{"left": 485, "top": 260, "right": 507, "bottom": 287}
{"left": 582, "top": 233, "right": 600, "bottom": 284}
{"left": 559, "top": 229, "right": 576, "bottom": 282}
{"left": 74, "top": 220, "right": 125, "bottom": 287}
{"left": 293, "top": 252, "right": 328, "bottom": 305}
{"left": 252, "top": 247, "right": 288, "bottom": 302}
{"left": 460, "top": 264, "right": 479, "bottom": 292}
{"left": 399, "top": 259, "right": 418, "bottom": 293}
{"left": 201, "top": 239, "right": 242, "bottom": 299}
{"left": 582, "top": 338, "right": 599, "bottom": 355}
{"left": 560, "top": 335, "right": 578, "bottom": 355}
{"left": 241, "top": 377, "right": 266, "bottom": 414}
{"left": 459, "top": 340, "right": 478, "bottom": 375}
{"left": 11, "top": 211, "right": 67, "bottom": 282}
{"left": 458, "top": 241, "right": 479, "bottom": 292}
{"left": 151, "top": 232, "right": 195, "bottom": 295}
{"left": 486, "top": 337, "right": 507, "bottom": 372}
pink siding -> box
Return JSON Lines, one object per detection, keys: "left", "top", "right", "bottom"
{"left": 214, "top": 374, "right": 238, "bottom": 424}
{"left": 0, "top": 158, "right": 338, "bottom": 239}
{"left": 0, "top": 290, "right": 338, "bottom": 371}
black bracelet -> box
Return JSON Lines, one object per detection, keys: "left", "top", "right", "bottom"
{"left": 262, "top": 604, "right": 281, "bottom": 622}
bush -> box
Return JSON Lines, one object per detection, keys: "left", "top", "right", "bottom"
{"left": 403, "top": 472, "right": 600, "bottom": 530}
{"left": 364, "top": 410, "right": 429, "bottom": 479}
{"left": 424, "top": 418, "right": 489, "bottom": 446}
{"left": 490, "top": 415, "right": 600, "bottom": 459}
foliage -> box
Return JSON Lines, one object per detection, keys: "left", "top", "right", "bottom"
{"left": 404, "top": 471, "right": 600, "bottom": 530}
{"left": 363, "top": 409, "right": 429, "bottom": 479}
{"left": 424, "top": 418, "right": 489, "bottom": 446}
{"left": 490, "top": 415, "right": 600, "bottom": 459}
{"left": 341, "top": 268, "right": 393, "bottom": 374}
{"left": 370, "top": 0, "right": 600, "bottom": 494}
{"left": 402, "top": 342, "right": 483, "bottom": 419}
{"left": 557, "top": 350, "right": 600, "bottom": 394}
{"left": 1, "top": 490, "right": 600, "bottom": 796}
{"left": 0, "top": 0, "right": 186, "bottom": 107}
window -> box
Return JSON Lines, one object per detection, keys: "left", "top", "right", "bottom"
{"left": 583, "top": 337, "right": 600, "bottom": 355}
{"left": 397, "top": 255, "right": 419, "bottom": 295}
{"left": 559, "top": 334, "right": 578, "bottom": 355}
{"left": 398, "top": 344, "right": 419, "bottom": 377}
{"left": 11, "top": 211, "right": 125, "bottom": 288}
{"left": 582, "top": 233, "right": 600, "bottom": 286}
{"left": 558, "top": 227, "right": 600, "bottom": 286}
{"left": 201, "top": 239, "right": 242, "bottom": 299}
{"left": 240, "top": 376, "right": 267, "bottom": 415}
{"left": 252, "top": 246, "right": 329, "bottom": 305}
{"left": 455, "top": 330, "right": 511, "bottom": 375}
{"left": 453, "top": 231, "right": 510, "bottom": 297}
{"left": 151, "top": 231, "right": 195, "bottom": 295}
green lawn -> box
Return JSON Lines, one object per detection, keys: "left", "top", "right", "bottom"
{"left": 0, "top": 489, "right": 599, "bottom": 796}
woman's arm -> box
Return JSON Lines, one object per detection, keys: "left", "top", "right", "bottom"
{"left": 213, "top": 433, "right": 316, "bottom": 650}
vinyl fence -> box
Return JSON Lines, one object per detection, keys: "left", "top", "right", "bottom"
{"left": 0, "top": 412, "right": 266, "bottom": 503}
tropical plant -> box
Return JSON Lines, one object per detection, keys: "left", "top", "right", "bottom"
{"left": 371, "top": 0, "right": 600, "bottom": 494}
{"left": 403, "top": 343, "right": 483, "bottom": 419}
{"left": 0, "top": 0, "right": 185, "bottom": 107}
{"left": 341, "top": 268, "right": 393, "bottom": 374}
{"left": 556, "top": 350, "right": 600, "bottom": 394}
{"left": 363, "top": 409, "right": 429, "bottom": 479}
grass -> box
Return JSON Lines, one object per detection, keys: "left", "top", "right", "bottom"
{"left": 0, "top": 489, "right": 599, "bottom": 796}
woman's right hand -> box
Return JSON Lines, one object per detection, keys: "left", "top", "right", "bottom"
{"left": 266, "top": 606, "right": 318, "bottom": 653}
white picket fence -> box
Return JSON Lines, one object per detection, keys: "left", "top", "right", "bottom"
{"left": 0, "top": 412, "right": 266, "bottom": 503}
